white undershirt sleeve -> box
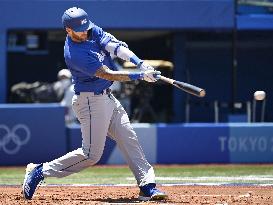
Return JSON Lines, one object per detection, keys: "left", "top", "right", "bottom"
{"left": 105, "top": 42, "right": 135, "bottom": 62}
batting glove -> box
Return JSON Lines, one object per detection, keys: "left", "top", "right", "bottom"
{"left": 142, "top": 70, "right": 161, "bottom": 82}
{"left": 137, "top": 61, "right": 155, "bottom": 71}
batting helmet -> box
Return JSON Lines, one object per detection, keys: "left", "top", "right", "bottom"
{"left": 62, "top": 7, "right": 94, "bottom": 32}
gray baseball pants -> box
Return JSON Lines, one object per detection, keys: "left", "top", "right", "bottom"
{"left": 43, "top": 91, "right": 155, "bottom": 186}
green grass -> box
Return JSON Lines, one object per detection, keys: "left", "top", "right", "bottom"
{"left": 1, "top": 165, "right": 273, "bottom": 185}
{"left": 155, "top": 165, "right": 273, "bottom": 177}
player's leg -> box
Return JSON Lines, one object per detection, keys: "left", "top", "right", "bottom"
{"left": 22, "top": 93, "right": 115, "bottom": 199}
{"left": 107, "top": 93, "right": 167, "bottom": 201}
{"left": 43, "top": 93, "right": 115, "bottom": 176}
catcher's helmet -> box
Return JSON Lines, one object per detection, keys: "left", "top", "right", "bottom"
{"left": 62, "top": 7, "right": 94, "bottom": 32}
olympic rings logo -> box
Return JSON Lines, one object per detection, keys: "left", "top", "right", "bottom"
{"left": 0, "top": 124, "right": 31, "bottom": 155}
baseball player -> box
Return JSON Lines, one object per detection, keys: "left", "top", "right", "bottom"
{"left": 22, "top": 7, "right": 167, "bottom": 201}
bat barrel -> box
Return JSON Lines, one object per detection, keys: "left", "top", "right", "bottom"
{"left": 173, "top": 81, "right": 206, "bottom": 98}
{"left": 159, "top": 75, "right": 206, "bottom": 97}
{"left": 199, "top": 89, "right": 206, "bottom": 97}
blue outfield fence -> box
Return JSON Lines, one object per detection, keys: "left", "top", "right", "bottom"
{"left": 1, "top": 104, "right": 273, "bottom": 165}
{"left": 0, "top": 104, "right": 66, "bottom": 165}
{"left": 67, "top": 123, "right": 273, "bottom": 164}
{"left": 157, "top": 123, "right": 273, "bottom": 164}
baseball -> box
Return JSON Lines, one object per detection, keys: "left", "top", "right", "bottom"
{"left": 254, "top": 91, "right": 266, "bottom": 101}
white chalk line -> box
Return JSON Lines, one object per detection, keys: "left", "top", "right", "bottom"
{"left": 2, "top": 176, "right": 273, "bottom": 187}
{"left": 172, "top": 193, "right": 251, "bottom": 197}
{"left": 126, "top": 175, "right": 273, "bottom": 181}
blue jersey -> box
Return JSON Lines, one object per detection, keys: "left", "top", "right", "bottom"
{"left": 64, "top": 25, "right": 117, "bottom": 93}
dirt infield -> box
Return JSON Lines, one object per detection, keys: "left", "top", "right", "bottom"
{"left": 1, "top": 185, "right": 273, "bottom": 205}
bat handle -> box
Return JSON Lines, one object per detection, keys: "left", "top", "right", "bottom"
{"left": 158, "top": 75, "right": 174, "bottom": 84}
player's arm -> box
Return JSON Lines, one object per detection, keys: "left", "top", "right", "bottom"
{"left": 103, "top": 37, "right": 141, "bottom": 65}
{"left": 104, "top": 38, "right": 155, "bottom": 71}
{"left": 93, "top": 27, "right": 152, "bottom": 71}
{"left": 94, "top": 65, "right": 160, "bottom": 82}
{"left": 104, "top": 38, "right": 154, "bottom": 71}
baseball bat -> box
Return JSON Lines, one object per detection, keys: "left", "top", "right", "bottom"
{"left": 159, "top": 75, "right": 206, "bottom": 97}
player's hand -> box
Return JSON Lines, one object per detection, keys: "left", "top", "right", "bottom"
{"left": 142, "top": 70, "right": 161, "bottom": 82}
{"left": 137, "top": 61, "right": 155, "bottom": 71}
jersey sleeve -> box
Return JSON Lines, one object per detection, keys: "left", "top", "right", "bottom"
{"left": 92, "top": 25, "right": 142, "bottom": 65}
{"left": 92, "top": 26, "right": 112, "bottom": 49}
